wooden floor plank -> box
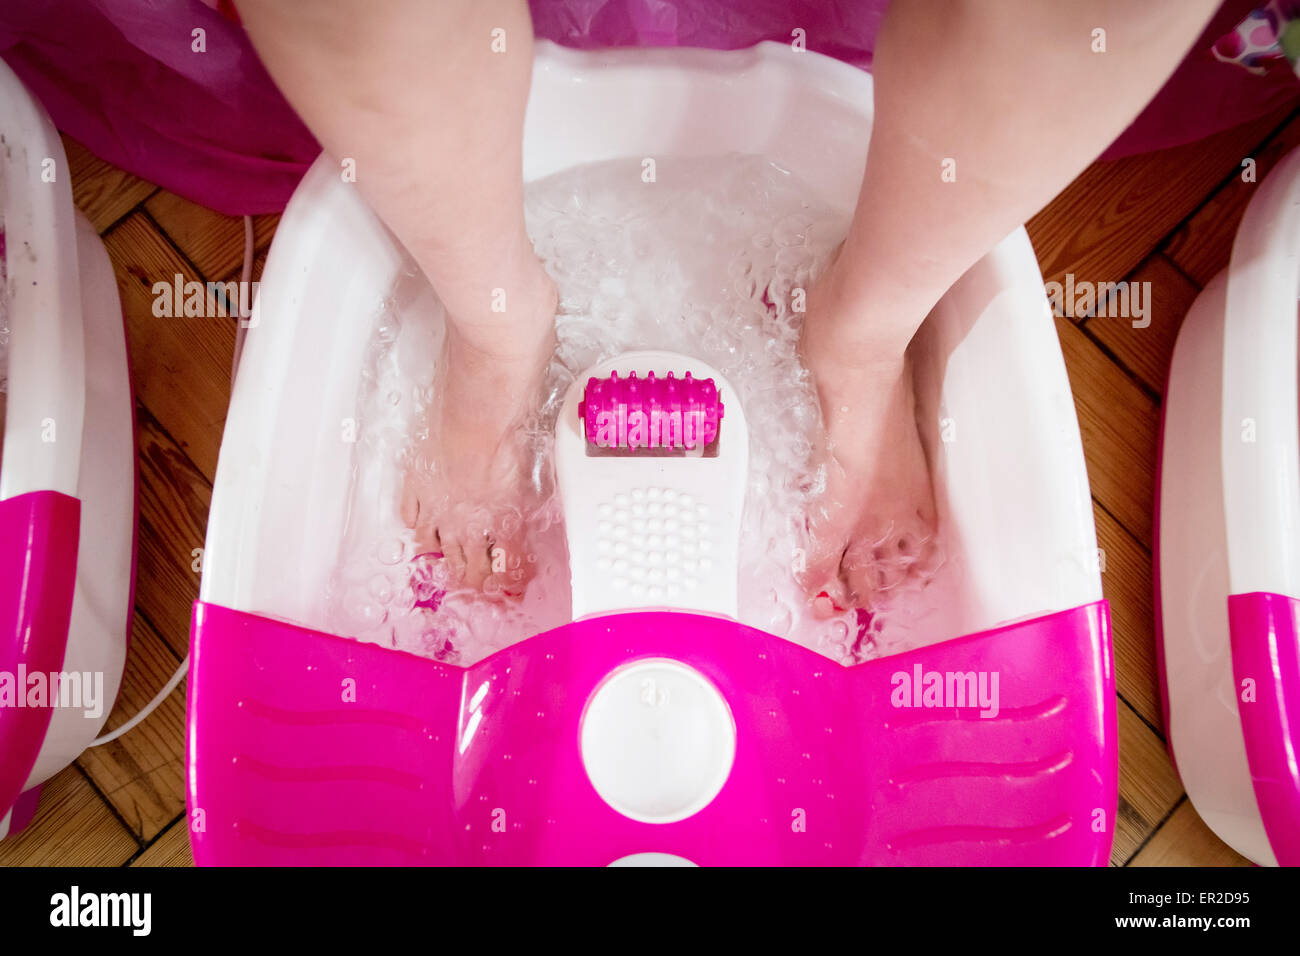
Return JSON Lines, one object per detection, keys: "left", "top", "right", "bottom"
{"left": 104, "top": 213, "right": 236, "bottom": 483}
{"left": 145, "top": 190, "right": 280, "bottom": 282}
{"left": 1164, "top": 111, "right": 1300, "bottom": 287}
{"left": 1027, "top": 103, "right": 1297, "bottom": 303}
{"left": 1095, "top": 506, "right": 1160, "bottom": 730}
{"left": 1113, "top": 700, "right": 1185, "bottom": 865}
{"left": 131, "top": 817, "right": 195, "bottom": 867}
{"left": 1129, "top": 800, "right": 1253, "bottom": 867}
{"left": 1084, "top": 254, "right": 1199, "bottom": 398}
{"left": 134, "top": 404, "right": 213, "bottom": 658}
{"left": 0, "top": 767, "right": 139, "bottom": 866}
{"left": 1057, "top": 316, "right": 1160, "bottom": 549}
{"left": 60, "top": 134, "right": 159, "bottom": 234}
{"left": 75, "top": 614, "right": 187, "bottom": 844}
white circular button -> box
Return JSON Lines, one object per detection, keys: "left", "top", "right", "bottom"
{"left": 580, "top": 659, "right": 736, "bottom": 824}
{"left": 608, "top": 852, "right": 697, "bottom": 867}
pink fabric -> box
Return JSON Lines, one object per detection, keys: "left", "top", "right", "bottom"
{"left": 0, "top": 0, "right": 315, "bottom": 215}
{"left": 529, "top": 0, "right": 879, "bottom": 69}
{"left": 0, "top": 0, "right": 1294, "bottom": 213}
{"left": 1103, "top": 0, "right": 1300, "bottom": 160}
{"left": 0, "top": 0, "right": 881, "bottom": 215}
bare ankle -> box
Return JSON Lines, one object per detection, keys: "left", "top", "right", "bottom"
{"left": 443, "top": 264, "right": 557, "bottom": 365}
{"left": 800, "top": 307, "right": 909, "bottom": 383}
{"left": 801, "top": 249, "right": 935, "bottom": 367}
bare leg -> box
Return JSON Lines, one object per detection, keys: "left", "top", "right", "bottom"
{"left": 238, "top": 0, "right": 552, "bottom": 588}
{"left": 801, "top": 0, "right": 1220, "bottom": 607}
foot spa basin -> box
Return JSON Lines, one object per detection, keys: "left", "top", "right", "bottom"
{"left": 0, "top": 59, "right": 135, "bottom": 838}
{"left": 1158, "top": 145, "right": 1300, "bottom": 867}
{"left": 187, "top": 42, "right": 1114, "bottom": 866}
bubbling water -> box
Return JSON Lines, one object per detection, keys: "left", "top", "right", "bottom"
{"left": 328, "top": 154, "right": 949, "bottom": 666}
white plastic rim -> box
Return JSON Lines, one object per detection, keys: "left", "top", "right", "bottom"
{"left": 0, "top": 57, "right": 85, "bottom": 499}
{"left": 200, "top": 41, "right": 1102, "bottom": 641}
{"left": 1220, "top": 145, "right": 1300, "bottom": 597}
{"left": 24, "top": 211, "right": 132, "bottom": 787}
{"left": 1160, "top": 142, "right": 1300, "bottom": 866}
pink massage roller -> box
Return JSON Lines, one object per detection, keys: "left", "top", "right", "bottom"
{"left": 578, "top": 369, "right": 724, "bottom": 452}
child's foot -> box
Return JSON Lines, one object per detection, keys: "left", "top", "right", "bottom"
{"left": 798, "top": 282, "right": 939, "bottom": 612}
{"left": 400, "top": 275, "right": 557, "bottom": 593}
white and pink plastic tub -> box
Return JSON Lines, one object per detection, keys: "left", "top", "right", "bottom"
{"left": 1158, "top": 145, "right": 1300, "bottom": 867}
{"left": 0, "top": 60, "right": 135, "bottom": 838}
{"left": 186, "top": 42, "right": 1115, "bottom": 866}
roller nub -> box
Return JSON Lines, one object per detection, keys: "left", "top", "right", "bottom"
{"left": 578, "top": 370, "right": 724, "bottom": 450}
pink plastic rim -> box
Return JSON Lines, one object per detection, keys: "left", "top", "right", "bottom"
{"left": 1228, "top": 591, "right": 1300, "bottom": 865}
{"left": 186, "top": 598, "right": 1116, "bottom": 866}
{"left": 0, "top": 492, "right": 80, "bottom": 819}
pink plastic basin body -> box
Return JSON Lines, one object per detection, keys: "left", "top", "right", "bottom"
{"left": 187, "top": 598, "right": 1115, "bottom": 866}
{"left": 0, "top": 490, "right": 80, "bottom": 817}
{"left": 1227, "top": 591, "right": 1300, "bottom": 865}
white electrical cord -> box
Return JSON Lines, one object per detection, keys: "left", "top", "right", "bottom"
{"left": 90, "top": 214, "right": 255, "bottom": 747}
{"left": 89, "top": 656, "right": 190, "bottom": 746}
{"left": 232, "top": 214, "right": 254, "bottom": 382}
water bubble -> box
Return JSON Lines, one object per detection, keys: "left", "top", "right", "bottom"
{"left": 375, "top": 538, "right": 405, "bottom": 565}
{"left": 368, "top": 574, "right": 394, "bottom": 604}
{"left": 826, "top": 619, "right": 850, "bottom": 645}
{"left": 330, "top": 155, "right": 944, "bottom": 667}
{"left": 773, "top": 214, "right": 811, "bottom": 247}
